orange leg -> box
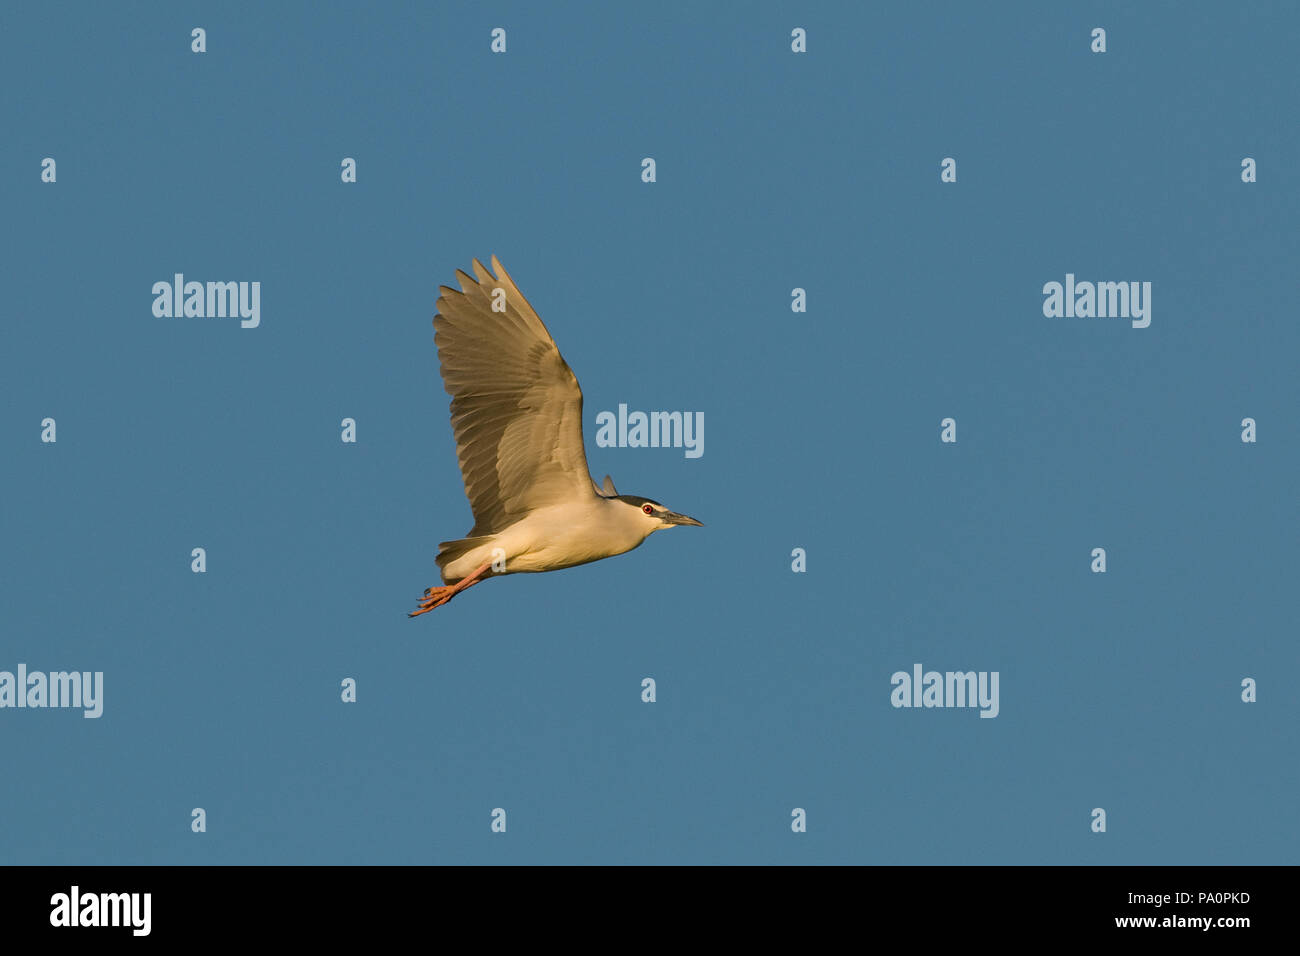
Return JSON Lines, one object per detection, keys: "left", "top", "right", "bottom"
{"left": 409, "top": 561, "right": 493, "bottom": 618}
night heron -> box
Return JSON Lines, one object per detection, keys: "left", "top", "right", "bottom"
{"left": 410, "top": 256, "right": 703, "bottom": 617}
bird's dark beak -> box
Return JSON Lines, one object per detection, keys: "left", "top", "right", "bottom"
{"left": 664, "top": 511, "right": 703, "bottom": 527}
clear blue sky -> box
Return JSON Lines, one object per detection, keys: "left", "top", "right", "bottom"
{"left": 1, "top": 1, "right": 1295, "bottom": 864}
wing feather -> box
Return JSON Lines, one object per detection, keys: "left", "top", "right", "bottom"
{"left": 434, "top": 257, "right": 594, "bottom": 536}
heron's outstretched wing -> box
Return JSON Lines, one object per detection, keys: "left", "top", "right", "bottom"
{"left": 435, "top": 256, "right": 595, "bottom": 536}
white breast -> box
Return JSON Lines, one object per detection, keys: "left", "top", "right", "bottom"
{"left": 442, "top": 497, "right": 648, "bottom": 580}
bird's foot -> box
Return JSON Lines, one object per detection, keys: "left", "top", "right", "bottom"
{"left": 408, "top": 562, "right": 494, "bottom": 619}
{"left": 409, "top": 586, "right": 457, "bottom": 617}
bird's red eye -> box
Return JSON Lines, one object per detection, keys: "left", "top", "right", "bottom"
{"left": 642, "top": 504, "right": 654, "bottom": 515}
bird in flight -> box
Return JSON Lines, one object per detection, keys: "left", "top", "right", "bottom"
{"left": 410, "top": 257, "right": 703, "bottom": 617}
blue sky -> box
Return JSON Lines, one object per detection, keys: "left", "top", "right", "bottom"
{"left": 1, "top": 1, "right": 1295, "bottom": 864}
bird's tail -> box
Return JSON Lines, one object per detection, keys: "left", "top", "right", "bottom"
{"left": 435, "top": 536, "right": 494, "bottom": 584}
